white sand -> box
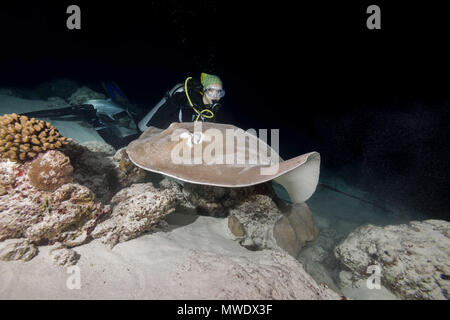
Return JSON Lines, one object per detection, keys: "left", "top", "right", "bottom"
{"left": 0, "top": 213, "right": 340, "bottom": 300}
{"left": 0, "top": 214, "right": 229, "bottom": 299}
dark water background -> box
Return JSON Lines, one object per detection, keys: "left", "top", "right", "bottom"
{"left": 0, "top": 1, "right": 448, "bottom": 219}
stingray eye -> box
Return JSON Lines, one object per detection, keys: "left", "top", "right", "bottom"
{"left": 192, "top": 132, "right": 204, "bottom": 144}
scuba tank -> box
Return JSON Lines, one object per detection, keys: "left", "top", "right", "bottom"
{"left": 138, "top": 83, "right": 185, "bottom": 132}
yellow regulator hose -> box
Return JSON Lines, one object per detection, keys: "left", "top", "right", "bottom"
{"left": 185, "top": 77, "right": 214, "bottom": 121}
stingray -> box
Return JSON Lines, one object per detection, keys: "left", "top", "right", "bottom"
{"left": 126, "top": 122, "right": 320, "bottom": 203}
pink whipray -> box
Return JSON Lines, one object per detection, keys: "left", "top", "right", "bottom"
{"left": 126, "top": 122, "right": 321, "bottom": 203}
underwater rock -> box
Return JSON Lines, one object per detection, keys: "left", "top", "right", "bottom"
{"left": 334, "top": 219, "right": 450, "bottom": 300}
{"left": 62, "top": 140, "right": 116, "bottom": 203}
{"left": 0, "top": 158, "right": 19, "bottom": 191}
{"left": 25, "top": 183, "right": 103, "bottom": 246}
{"left": 0, "top": 238, "right": 37, "bottom": 261}
{"left": 61, "top": 142, "right": 151, "bottom": 204}
{"left": 159, "top": 177, "right": 197, "bottom": 214}
{"left": 183, "top": 182, "right": 274, "bottom": 217}
{"left": 68, "top": 86, "right": 106, "bottom": 105}
{"left": 111, "top": 147, "right": 149, "bottom": 188}
{"left": 183, "top": 183, "right": 229, "bottom": 217}
{"left": 46, "top": 96, "right": 69, "bottom": 108}
{"left": 0, "top": 113, "right": 68, "bottom": 162}
{"left": 273, "top": 203, "right": 319, "bottom": 258}
{"left": 160, "top": 177, "right": 272, "bottom": 217}
{"left": 49, "top": 243, "right": 80, "bottom": 267}
{"left": 228, "top": 194, "right": 281, "bottom": 251}
{"left": 91, "top": 183, "right": 176, "bottom": 248}
{"left": 0, "top": 157, "right": 108, "bottom": 246}
{"left": 50, "top": 248, "right": 80, "bottom": 267}
{"left": 80, "top": 140, "right": 116, "bottom": 156}
{"left": 228, "top": 215, "right": 246, "bottom": 237}
{"left": 27, "top": 150, "right": 73, "bottom": 192}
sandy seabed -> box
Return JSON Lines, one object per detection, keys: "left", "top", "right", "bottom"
{"left": 0, "top": 213, "right": 341, "bottom": 300}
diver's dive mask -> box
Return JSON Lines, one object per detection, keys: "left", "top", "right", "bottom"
{"left": 204, "top": 85, "right": 225, "bottom": 100}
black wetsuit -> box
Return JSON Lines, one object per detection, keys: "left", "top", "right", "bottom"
{"left": 146, "top": 79, "right": 222, "bottom": 129}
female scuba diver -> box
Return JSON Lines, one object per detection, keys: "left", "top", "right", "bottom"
{"left": 138, "top": 73, "right": 225, "bottom": 131}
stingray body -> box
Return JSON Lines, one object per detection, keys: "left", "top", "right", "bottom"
{"left": 126, "top": 122, "right": 320, "bottom": 203}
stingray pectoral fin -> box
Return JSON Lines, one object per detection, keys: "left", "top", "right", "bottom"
{"left": 273, "top": 152, "right": 321, "bottom": 203}
{"left": 138, "top": 125, "right": 165, "bottom": 139}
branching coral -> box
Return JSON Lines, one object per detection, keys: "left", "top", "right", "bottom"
{"left": 0, "top": 113, "right": 68, "bottom": 162}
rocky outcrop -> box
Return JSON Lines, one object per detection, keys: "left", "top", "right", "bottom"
{"left": 80, "top": 141, "right": 116, "bottom": 156}
{"left": 273, "top": 203, "right": 318, "bottom": 258}
{"left": 111, "top": 148, "right": 150, "bottom": 188}
{"left": 62, "top": 143, "right": 151, "bottom": 203}
{"left": 25, "top": 183, "right": 104, "bottom": 246}
{"left": 68, "top": 86, "right": 106, "bottom": 105}
{"left": 91, "top": 183, "right": 176, "bottom": 248}
{"left": 0, "top": 139, "right": 168, "bottom": 257}
{"left": 46, "top": 96, "right": 70, "bottom": 108}
{"left": 228, "top": 215, "right": 246, "bottom": 236}
{"left": 62, "top": 140, "right": 117, "bottom": 203}
{"left": 0, "top": 238, "right": 37, "bottom": 261}
{"left": 0, "top": 155, "right": 109, "bottom": 248}
{"left": 227, "top": 197, "right": 319, "bottom": 257}
{"left": 159, "top": 177, "right": 197, "bottom": 214}
{"left": 334, "top": 220, "right": 450, "bottom": 300}
{"left": 182, "top": 182, "right": 274, "bottom": 217}
{"left": 228, "top": 194, "right": 281, "bottom": 251}
{"left": 49, "top": 243, "right": 80, "bottom": 267}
